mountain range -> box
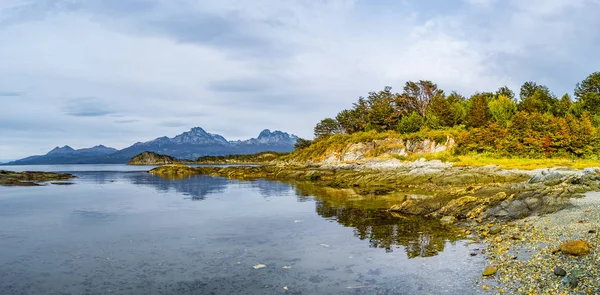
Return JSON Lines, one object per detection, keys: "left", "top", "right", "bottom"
{"left": 4, "top": 128, "right": 298, "bottom": 165}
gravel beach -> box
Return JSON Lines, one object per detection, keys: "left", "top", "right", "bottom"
{"left": 477, "top": 192, "right": 600, "bottom": 294}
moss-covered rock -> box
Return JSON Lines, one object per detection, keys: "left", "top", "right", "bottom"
{"left": 560, "top": 240, "right": 592, "bottom": 256}
{"left": 0, "top": 170, "right": 75, "bottom": 186}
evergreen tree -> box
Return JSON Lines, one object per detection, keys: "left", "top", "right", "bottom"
{"left": 314, "top": 118, "right": 341, "bottom": 138}
{"left": 467, "top": 93, "right": 491, "bottom": 128}
{"left": 575, "top": 72, "right": 600, "bottom": 114}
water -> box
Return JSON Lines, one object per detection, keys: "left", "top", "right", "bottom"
{"left": 0, "top": 165, "right": 487, "bottom": 294}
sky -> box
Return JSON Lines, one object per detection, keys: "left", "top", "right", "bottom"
{"left": 1, "top": 0, "right": 599, "bottom": 160}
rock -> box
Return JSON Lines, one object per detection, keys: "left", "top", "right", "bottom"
{"left": 554, "top": 267, "right": 567, "bottom": 277}
{"left": 482, "top": 265, "right": 498, "bottom": 276}
{"left": 528, "top": 170, "right": 564, "bottom": 184}
{"left": 489, "top": 225, "right": 502, "bottom": 235}
{"left": 562, "top": 275, "right": 578, "bottom": 288}
{"left": 583, "top": 167, "right": 600, "bottom": 174}
{"left": 440, "top": 216, "right": 454, "bottom": 225}
{"left": 129, "top": 151, "right": 178, "bottom": 165}
{"left": 560, "top": 240, "right": 591, "bottom": 256}
{"left": 494, "top": 209, "right": 509, "bottom": 217}
{"left": 505, "top": 200, "right": 529, "bottom": 218}
{"left": 524, "top": 197, "right": 541, "bottom": 209}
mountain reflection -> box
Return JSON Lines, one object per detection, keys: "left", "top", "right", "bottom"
{"left": 122, "top": 172, "right": 462, "bottom": 257}
{"left": 125, "top": 172, "right": 229, "bottom": 200}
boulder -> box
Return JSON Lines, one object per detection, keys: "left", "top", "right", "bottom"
{"left": 560, "top": 240, "right": 591, "bottom": 256}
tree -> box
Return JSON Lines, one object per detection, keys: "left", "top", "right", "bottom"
{"left": 575, "top": 72, "right": 600, "bottom": 114}
{"left": 496, "top": 86, "right": 515, "bottom": 101}
{"left": 294, "top": 138, "right": 312, "bottom": 150}
{"left": 402, "top": 80, "right": 444, "bottom": 116}
{"left": 397, "top": 112, "right": 423, "bottom": 134}
{"left": 518, "top": 82, "right": 556, "bottom": 113}
{"left": 426, "top": 91, "right": 466, "bottom": 127}
{"left": 314, "top": 118, "right": 341, "bottom": 138}
{"left": 489, "top": 94, "right": 517, "bottom": 127}
{"left": 554, "top": 93, "right": 573, "bottom": 117}
{"left": 467, "top": 93, "right": 491, "bottom": 128}
{"left": 520, "top": 81, "right": 549, "bottom": 100}
{"left": 365, "top": 86, "right": 403, "bottom": 131}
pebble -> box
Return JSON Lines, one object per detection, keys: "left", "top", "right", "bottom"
{"left": 554, "top": 267, "right": 567, "bottom": 277}
{"left": 482, "top": 265, "right": 498, "bottom": 276}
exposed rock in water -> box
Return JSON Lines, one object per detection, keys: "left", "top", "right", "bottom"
{"left": 0, "top": 170, "right": 75, "bottom": 186}
{"left": 149, "top": 165, "right": 197, "bottom": 178}
{"left": 560, "top": 240, "right": 591, "bottom": 256}
{"left": 128, "top": 152, "right": 178, "bottom": 165}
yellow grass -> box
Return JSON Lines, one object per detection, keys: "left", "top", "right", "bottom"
{"left": 452, "top": 155, "right": 600, "bottom": 170}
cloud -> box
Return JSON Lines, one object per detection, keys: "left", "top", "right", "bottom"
{"left": 207, "top": 78, "right": 269, "bottom": 93}
{"left": 0, "top": 0, "right": 599, "bottom": 159}
{"left": 160, "top": 120, "right": 188, "bottom": 128}
{"left": 0, "top": 91, "right": 21, "bottom": 96}
{"left": 62, "top": 97, "right": 114, "bottom": 117}
{"left": 114, "top": 119, "right": 138, "bottom": 124}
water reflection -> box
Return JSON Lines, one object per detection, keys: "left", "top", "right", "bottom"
{"left": 127, "top": 173, "right": 229, "bottom": 200}
{"left": 292, "top": 183, "right": 462, "bottom": 257}
{"left": 119, "top": 172, "right": 463, "bottom": 258}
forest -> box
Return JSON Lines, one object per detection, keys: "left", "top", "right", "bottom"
{"left": 302, "top": 72, "right": 600, "bottom": 159}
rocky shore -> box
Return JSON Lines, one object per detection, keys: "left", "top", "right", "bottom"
{"left": 473, "top": 192, "right": 600, "bottom": 294}
{"left": 0, "top": 170, "right": 75, "bottom": 186}
{"left": 150, "top": 163, "right": 600, "bottom": 220}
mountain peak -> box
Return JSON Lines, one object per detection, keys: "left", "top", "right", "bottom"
{"left": 47, "top": 145, "right": 75, "bottom": 155}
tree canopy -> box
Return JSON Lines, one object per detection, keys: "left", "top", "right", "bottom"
{"left": 308, "top": 71, "right": 600, "bottom": 158}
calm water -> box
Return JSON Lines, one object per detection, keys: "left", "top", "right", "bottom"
{"left": 0, "top": 165, "right": 487, "bottom": 295}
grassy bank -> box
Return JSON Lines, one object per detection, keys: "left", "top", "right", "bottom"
{"left": 399, "top": 152, "right": 600, "bottom": 170}
{"left": 453, "top": 155, "right": 600, "bottom": 170}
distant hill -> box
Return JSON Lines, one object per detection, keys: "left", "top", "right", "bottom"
{"left": 128, "top": 152, "right": 178, "bottom": 165}
{"left": 4, "top": 128, "right": 298, "bottom": 165}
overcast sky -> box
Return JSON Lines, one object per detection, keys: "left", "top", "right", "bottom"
{"left": 1, "top": 0, "right": 599, "bottom": 160}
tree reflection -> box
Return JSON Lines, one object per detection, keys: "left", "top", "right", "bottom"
{"left": 292, "top": 182, "right": 462, "bottom": 258}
